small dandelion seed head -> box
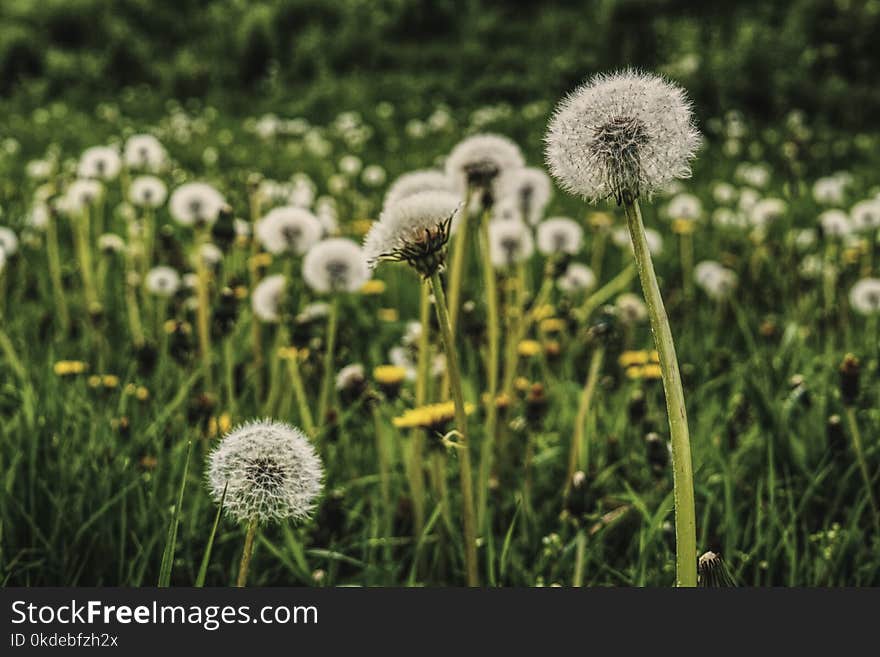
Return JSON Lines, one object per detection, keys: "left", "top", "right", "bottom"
{"left": 383, "top": 169, "right": 458, "bottom": 211}
{"left": 488, "top": 219, "right": 534, "bottom": 268}
{"left": 748, "top": 198, "right": 786, "bottom": 227}
{"left": 615, "top": 292, "right": 647, "bottom": 324}
{"left": 695, "top": 260, "right": 738, "bottom": 300}
{"left": 169, "top": 182, "right": 225, "bottom": 226}
{"left": 545, "top": 69, "right": 701, "bottom": 204}
{"left": 129, "top": 175, "right": 168, "bottom": 208}
{"left": 207, "top": 419, "right": 324, "bottom": 524}
{"left": 303, "top": 238, "right": 369, "bottom": 294}
{"left": 251, "top": 274, "right": 286, "bottom": 323}
{"left": 819, "top": 209, "right": 852, "bottom": 238}
{"left": 557, "top": 262, "right": 596, "bottom": 294}
{"left": 78, "top": 145, "right": 122, "bottom": 181}
{"left": 0, "top": 226, "right": 19, "bottom": 257}
{"left": 849, "top": 278, "right": 880, "bottom": 316}
{"left": 536, "top": 216, "right": 583, "bottom": 256}
{"left": 124, "top": 134, "right": 167, "bottom": 172}
{"left": 63, "top": 179, "right": 104, "bottom": 214}
{"left": 445, "top": 133, "right": 525, "bottom": 198}
{"left": 666, "top": 193, "right": 702, "bottom": 221}
{"left": 364, "top": 191, "right": 461, "bottom": 277}
{"left": 145, "top": 266, "right": 181, "bottom": 297}
{"left": 256, "top": 206, "right": 323, "bottom": 255}
{"left": 850, "top": 199, "right": 880, "bottom": 230}
{"left": 97, "top": 233, "right": 125, "bottom": 254}
{"left": 335, "top": 363, "right": 366, "bottom": 391}
{"left": 496, "top": 166, "right": 553, "bottom": 225}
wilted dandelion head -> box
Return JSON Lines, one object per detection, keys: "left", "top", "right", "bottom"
{"left": 364, "top": 191, "right": 461, "bottom": 277}
{"left": 124, "top": 134, "right": 167, "bottom": 172}
{"left": 207, "top": 419, "right": 323, "bottom": 524}
{"left": 445, "top": 133, "right": 525, "bottom": 197}
{"left": 0, "top": 226, "right": 19, "bottom": 257}
{"left": 78, "top": 146, "right": 122, "bottom": 181}
{"left": 694, "top": 260, "right": 738, "bottom": 300}
{"left": 383, "top": 169, "right": 458, "bottom": 211}
{"left": 544, "top": 70, "right": 701, "bottom": 204}
{"left": 557, "top": 262, "right": 596, "bottom": 294}
{"left": 536, "top": 216, "right": 583, "bottom": 256}
{"left": 251, "top": 274, "right": 286, "bottom": 323}
{"left": 256, "top": 206, "right": 323, "bottom": 256}
{"left": 63, "top": 179, "right": 104, "bottom": 214}
{"left": 497, "top": 166, "right": 553, "bottom": 225}
{"left": 488, "top": 220, "right": 534, "bottom": 268}
{"left": 303, "top": 238, "right": 369, "bottom": 294}
{"left": 849, "top": 278, "right": 880, "bottom": 316}
{"left": 129, "top": 175, "right": 168, "bottom": 209}
{"left": 145, "top": 266, "right": 181, "bottom": 297}
{"left": 169, "top": 182, "right": 225, "bottom": 226}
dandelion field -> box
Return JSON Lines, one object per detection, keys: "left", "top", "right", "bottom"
{"left": 1, "top": 2, "right": 880, "bottom": 589}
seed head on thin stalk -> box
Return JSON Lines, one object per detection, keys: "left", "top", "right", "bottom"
{"left": 169, "top": 182, "right": 225, "bottom": 227}
{"left": 302, "top": 238, "right": 369, "bottom": 294}
{"left": 497, "top": 166, "right": 553, "bottom": 225}
{"left": 124, "top": 134, "right": 167, "bottom": 172}
{"left": 445, "top": 133, "right": 525, "bottom": 205}
{"left": 849, "top": 278, "right": 880, "bottom": 315}
{"left": 488, "top": 219, "right": 534, "bottom": 269}
{"left": 256, "top": 206, "right": 323, "bottom": 256}
{"left": 78, "top": 146, "right": 122, "bottom": 181}
{"left": 251, "top": 274, "right": 286, "bottom": 323}
{"left": 129, "top": 176, "right": 168, "bottom": 209}
{"left": 536, "top": 217, "right": 583, "bottom": 256}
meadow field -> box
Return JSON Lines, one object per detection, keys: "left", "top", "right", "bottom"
{"left": 0, "top": 1, "right": 878, "bottom": 587}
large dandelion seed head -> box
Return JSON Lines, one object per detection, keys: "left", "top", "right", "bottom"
{"left": 169, "top": 182, "right": 225, "bottom": 226}
{"left": 251, "top": 274, "right": 286, "bottom": 323}
{"left": 545, "top": 70, "right": 701, "bottom": 204}
{"left": 364, "top": 191, "right": 461, "bottom": 277}
{"left": 488, "top": 219, "right": 534, "bottom": 268}
{"left": 445, "top": 133, "right": 525, "bottom": 198}
{"left": 145, "top": 266, "right": 181, "bottom": 297}
{"left": 303, "top": 238, "right": 369, "bottom": 294}
{"left": 536, "top": 216, "right": 583, "bottom": 256}
{"left": 849, "top": 278, "right": 880, "bottom": 316}
{"left": 129, "top": 175, "right": 168, "bottom": 209}
{"left": 207, "top": 419, "right": 324, "bottom": 524}
{"left": 124, "top": 134, "right": 167, "bottom": 172}
{"left": 383, "top": 169, "right": 459, "bottom": 211}
{"left": 256, "top": 206, "right": 323, "bottom": 256}
{"left": 78, "top": 146, "right": 122, "bottom": 181}
{"left": 497, "top": 166, "right": 553, "bottom": 225}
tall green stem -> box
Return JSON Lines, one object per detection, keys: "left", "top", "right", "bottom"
{"left": 623, "top": 198, "right": 696, "bottom": 587}
{"left": 566, "top": 346, "right": 604, "bottom": 494}
{"left": 429, "top": 271, "right": 479, "bottom": 586}
{"left": 195, "top": 228, "right": 213, "bottom": 392}
{"left": 477, "top": 213, "right": 499, "bottom": 533}
{"left": 236, "top": 517, "right": 259, "bottom": 587}
{"left": 408, "top": 281, "right": 432, "bottom": 536}
{"left": 46, "top": 211, "right": 70, "bottom": 334}
{"left": 844, "top": 406, "right": 880, "bottom": 532}
{"left": 317, "top": 296, "right": 339, "bottom": 427}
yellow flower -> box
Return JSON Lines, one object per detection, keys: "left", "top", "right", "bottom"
{"left": 378, "top": 308, "right": 399, "bottom": 322}
{"left": 518, "top": 340, "right": 542, "bottom": 357}
{"left": 588, "top": 211, "right": 613, "bottom": 229}
{"left": 102, "top": 374, "right": 120, "bottom": 388}
{"left": 842, "top": 244, "right": 864, "bottom": 265}
{"left": 352, "top": 218, "right": 374, "bottom": 237}
{"left": 136, "top": 386, "right": 150, "bottom": 401}
{"left": 164, "top": 320, "right": 191, "bottom": 334}
{"left": 124, "top": 383, "right": 137, "bottom": 395}
{"left": 392, "top": 400, "right": 475, "bottom": 430}
{"left": 249, "top": 253, "right": 273, "bottom": 269}
{"left": 234, "top": 285, "right": 249, "bottom": 300}
{"left": 626, "top": 364, "right": 662, "bottom": 380}
{"left": 539, "top": 318, "right": 566, "bottom": 333}
{"left": 54, "top": 360, "right": 87, "bottom": 376}
{"left": 618, "top": 350, "right": 659, "bottom": 368}
{"left": 361, "top": 279, "right": 386, "bottom": 295}
{"left": 514, "top": 376, "right": 530, "bottom": 392}
{"left": 208, "top": 412, "right": 233, "bottom": 438}
{"left": 87, "top": 375, "right": 101, "bottom": 388}
{"left": 531, "top": 304, "right": 556, "bottom": 322}
{"left": 374, "top": 365, "right": 407, "bottom": 385}
{"left": 278, "top": 346, "right": 308, "bottom": 361}
{"left": 672, "top": 218, "right": 697, "bottom": 235}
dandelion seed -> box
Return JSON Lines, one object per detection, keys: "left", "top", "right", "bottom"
{"left": 169, "top": 182, "right": 225, "bottom": 226}
{"left": 251, "top": 274, "right": 286, "bottom": 323}
{"left": 256, "top": 206, "right": 322, "bottom": 256}
{"left": 129, "top": 175, "right": 168, "bottom": 208}
{"left": 536, "top": 217, "right": 583, "bottom": 256}
{"left": 145, "top": 266, "right": 181, "bottom": 297}
{"left": 303, "top": 238, "right": 369, "bottom": 294}
{"left": 488, "top": 220, "right": 534, "bottom": 268}
{"left": 78, "top": 146, "right": 121, "bottom": 180}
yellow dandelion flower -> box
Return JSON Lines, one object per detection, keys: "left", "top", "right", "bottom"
{"left": 136, "top": 386, "right": 150, "bottom": 401}
{"left": 164, "top": 320, "right": 191, "bottom": 335}
{"left": 102, "top": 374, "right": 120, "bottom": 388}
{"left": 234, "top": 285, "right": 249, "bottom": 300}
{"left": 619, "top": 350, "right": 650, "bottom": 367}
{"left": 588, "top": 211, "right": 613, "bottom": 229}
{"left": 514, "top": 376, "right": 530, "bottom": 392}
{"left": 87, "top": 375, "right": 102, "bottom": 388}
{"left": 54, "top": 360, "right": 87, "bottom": 376}
{"left": 374, "top": 365, "right": 407, "bottom": 385}
{"left": 642, "top": 364, "right": 662, "bottom": 379}
{"left": 531, "top": 304, "right": 556, "bottom": 322}
{"left": 625, "top": 365, "right": 645, "bottom": 380}
{"left": 124, "top": 383, "right": 137, "bottom": 395}
{"left": 518, "top": 340, "right": 542, "bottom": 357}
{"left": 361, "top": 279, "right": 386, "bottom": 295}
{"left": 277, "top": 346, "right": 307, "bottom": 361}
{"left": 208, "top": 412, "right": 233, "bottom": 438}
{"left": 378, "top": 308, "right": 399, "bottom": 322}
{"left": 671, "top": 218, "right": 697, "bottom": 235}
{"left": 392, "top": 400, "right": 475, "bottom": 430}
{"left": 842, "top": 246, "right": 863, "bottom": 265}
{"left": 249, "top": 253, "right": 273, "bottom": 269}
{"left": 539, "top": 318, "right": 566, "bottom": 333}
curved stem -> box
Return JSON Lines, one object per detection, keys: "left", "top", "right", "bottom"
{"left": 623, "top": 198, "right": 696, "bottom": 587}
{"left": 429, "top": 271, "right": 479, "bottom": 586}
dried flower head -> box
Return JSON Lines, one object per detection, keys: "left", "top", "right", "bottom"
{"left": 145, "top": 266, "right": 181, "bottom": 297}
{"left": 129, "top": 175, "right": 168, "bottom": 208}
{"left": 545, "top": 70, "right": 701, "bottom": 204}
{"left": 497, "top": 166, "right": 553, "bottom": 225}
{"left": 364, "top": 191, "right": 461, "bottom": 277}
{"left": 251, "top": 274, "right": 286, "bottom": 323}
{"left": 256, "top": 206, "right": 323, "bottom": 255}
{"left": 207, "top": 419, "right": 323, "bottom": 524}
{"left": 536, "top": 217, "right": 583, "bottom": 256}
{"left": 169, "top": 182, "right": 225, "bottom": 226}
{"left": 303, "top": 238, "right": 369, "bottom": 294}
{"left": 445, "top": 133, "right": 525, "bottom": 197}
{"left": 488, "top": 220, "right": 534, "bottom": 268}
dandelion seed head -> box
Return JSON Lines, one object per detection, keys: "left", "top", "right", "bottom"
{"left": 445, "top": 133, "right": 525, "bottom": 197}
{"left": 129, "top": 175, "right": 168, "bottom": 208}
{"left": 145, "top": 266, "right": 181, "bottom": 297}
{"left": 850, "top": 278, "right": 880, "bottom": 315}
{"left": 383, "top": 169, "right": 458, "bottom": 211}
{"left": 544, "top": 70, "right": 701, "bottom": 204}
{"left": 666, "top": 193, "right": 702, "bottom": 221}
{"left": 748, "top": 198, "right": 786, "bottom": 227}
{"left": 303, "top": 238, "right": 369, "bottom": 294}
{"left": 256, "top": 206, "right": 323, "bottom": 255}
{"left": 819, "top": 209, "right": 852, "bottom": 238}
{"left": 251, "top": 274, "right": 286, "bottom": 323}
{"left": 0, "top": 226, "right": 19, "bottom": 257}
{"left": 615, "top": 292, "right": 647, "bottom": 323}
{"left": 611, "top": 226, "right": 663, "bottom": 256}
{"left": 78, "top": 146, "right": 122, "bottom": 181}
{"left": 812, "top": 176, "right": 846, "bottom": 206}
{"left": 850, "top": 199, "right": 880, "bottom": 231}
{"left": 335, "top": 363, "right": 366, "bottom": 391}
{"left": 536, "top": 216, "right": 583, "bottom": 256}
{"left": 557, "top": 262, "right": 596, "bottom": 293}
{"left": 496, "top": 166, "right": 553, "bottom": 225}
{"left": 98, "top": 233, "right": 125, "bottom": 254}
{"left": 488, "top": 220, "right": 534, "bottom": 268}
{"left": 207, "top": 419, "right": 323, "bottom": 524}
{"left": 124, "top": 134, "right": 167, "bottom": 172}
{"left": 63, "top": 179, "right": 104, "bottom": 214}
{"left": 169, "top": 182, "right": 225, "bottom": 226}
{"left": 695, "top": 260, "right": 738, "bottom": 300}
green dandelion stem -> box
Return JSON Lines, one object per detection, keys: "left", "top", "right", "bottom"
{"left": 195, "top": 482, "right": 227, "bottom": 587}
{"left": 844, "top": 406, "right": 880, "bottom": 531}
{"left": 317, "top": 295, "right": 339, "bottom": 427}
{"left": 46, "top": 210, "right": 70, "bottom": 334}
{"left": 623, "top": 197, "right": 696, "bottom": 587}
{"left": 236, "top": 516, "right": 259, "bottom": 587}
{"left": 195, "top": 227, "right": 214, "bottom": 392}
{"left": 573, "top": 528, "right": 588, "bottom": 587}
{"left": 287, "top": 353, "right": 316, "bottom": 438}
{"left": 577, "top": 263, "right": 637, "bottom": 321}
{"left": 158, "top": 439, "right": 193, "bottom": 587}
{"left": 566, "top": 345, "right": 604, "bottom": 494}
{"left": 408, "top": 280, "right": 432, "bottom": 536}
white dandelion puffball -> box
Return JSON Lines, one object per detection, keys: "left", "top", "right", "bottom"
{"left": 497, "top": 166, "right": 553, "bottom": 225}
{"left": 256, "top": 206, "right": 322, "bottom": 256}
{"left": 362, "top": 164, "right": 387, "bottom": 187}
{"left": 335, "top": 363, "right": 366, "bottom": 391}
{"left": 389, "top": 345, "right": 417, "bottom": 381}
{"left": 252, "top": 274, "right": 286, "bottom": 323}
{"left": 129, "top": 175, "right": 168, "bottom": 208}
{"left": 303, "top": 238, "right": 369, "bottom": 294}
{"left": 536, "top": 216, "right": 584, "bottom": 255}
{"left": 145, "top": 266, "right": 181, "bottom": 297}
{"left": 712, "top": 182, "right": 738, "bottom": 205}
{"left": 850, "top": 200, "right": 880, "bottom": 231}
{"left": 694, "top": 260, "right": 737, "bottom": 300}
{"left": 544, "top": 70, "right": 701, "bottom": 203}
{"left": 198, "top": 243, "right": 224, "bottom": 267}
{"left": 712, "top": 208, "right": 747, "bottom": 229}
{"left": 98, "top": 233, "right": 125, "bottom": 254}
{"left": 666, "top": 193, "right": 703, "bottom": 221}
{"left": 445, "top": 133, "right": 525, "bottom": 195}
{"left": 737, "top": 188, "right": 760, "bottom": 213}
{"left": 488, "top": 219, "right": 534, "bottom": 268}
{"left": 78, "top": 146, "right": 121, "bottom": 180}
{"left": 749, "top": 198, "right": 786, "bottom": 227}
{"left": 492, "top": 195, "right": 524, "bottom": 223}
{"left": 557, "top": 262, "right": 597, "bottom": 293}
{"left": 616, "top": 292, "right": 648, "bottom": 323}
{"left": 612, "top": 225, "right": 663, "bottom": 256}
{"left": 0, "top": 226, "right": 19, "bottom": 257}
{"left": 383, "top": 169, "right": 457, "bottom": 211}
{"left": 63, "top": 179, "right": 104, "bottom": 214}
{"left": 819, "top": 209, "right": 852, "bottom": 238}
{"left": 850, "top": 278, "right": 880, "bottom": 315}
{"left": 27, "top": 204, "right": 50, "bottom": 231}
{"left": 124, "top": 134, "right": 167, "bottom": 172}
{"left": 169, "top": 182, "right": 225, "bottom": 226}
{"left": 207, "top": 419, "right": 323, "bottom": 524}
{"left": 364, "top": 190, "right": 461, "bottom": 273}
{"left": 812, "top": 177, "right": 846, "bottom": 206}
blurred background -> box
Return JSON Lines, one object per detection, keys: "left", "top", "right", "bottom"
{"left": 2, "top": 0, "right": 879, "bottom": 128}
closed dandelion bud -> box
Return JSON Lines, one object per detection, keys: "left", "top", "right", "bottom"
{"left": 211, "top": 203, "right": 237, "bottom": 249}
{"left": 525, "top": 383, "right": 548, "bottom": 426}
{"left": 645, "top": 432, "right": 669, "bottom": 477}
{"left": 697, "top": 551, "right": 737, "bottom": 587}
{"left": 827, "top": 414, "right": 847, "bottom": 456}
{"left": 628, "top": 389, "right": 647, "bottom": 423}
{"left": 564, "top": 470, "right": 594, "bottom": 520}
{"left": 839, "top": 353, "right": 860, "bottom": 406}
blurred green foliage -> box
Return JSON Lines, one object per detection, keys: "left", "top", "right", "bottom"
{"left": 2, "top": 0, "right": 880, "bottom": 125}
